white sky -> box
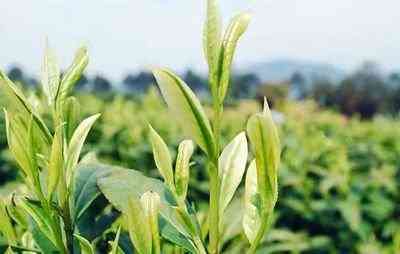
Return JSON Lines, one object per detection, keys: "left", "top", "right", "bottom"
{"left": 1, "top": 0, "right": 399, "bottom": 80}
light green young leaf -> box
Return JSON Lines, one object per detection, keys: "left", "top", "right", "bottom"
{"left": 47, "top": 126, "right": 63, "bottom": 199}
{"left": 242, "top": 160, "right": 261, "bottom": 244}
{"left": 65, "top": 114, "right": 100, "bottom": 185}
{"left": 74, "top": 234, "right": 94, "bottom": 254}
{"left": 152, "top": 68, "right": 216, "bottom": 159}
{"left": 63, "top": 97, "right": 80, "bottom": 141}
{"left": 218, "top": 132, "right": 247, "bottom": 219}
{"left": 41, "top": 42, "right": 60, "bottom": 105}
{"left": 246, "top": 99, "right": 280, "bottom": 216}
{"left": 218, "top": 12, "right": 251, "bottom": 102}
{"left": 203, "top": 0, "right": 222, "bottom": 90}
{"left": 141, "top": 191, "right": 161, "bottom": 254}
{"left": 175, "top": 140, "right": 194, "bottom": 201}
{"left": 0, "top": 198, "right": 17, "bottom": 244}
{"left": 148, "top": 125, "right": 174, "bottom": 188}
{"left": 0, "top": 71, "right": 52, "bottom": 144}
{"left": 127, "top": 197, "right": 152, "bottom": 254}
{"left": 58, "top": 46, "right": 89, "bottom": 103}
{"left": 4, "top": 111, "right": 36, "bottom": 184}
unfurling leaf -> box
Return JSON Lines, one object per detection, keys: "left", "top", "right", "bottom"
{"left": 65, "top": 114, "right": 100, "bottom": 185}
{"left": 127, "top": 197, "right": 152, "bottom": 254}
{"left": 175, "top": 140, "right": 194, "bottom": 201}
{"left": 203, "top": 0, "right": 222, "bottom": 93}
{"left": 218, "top": 12, "right": 251, "bottom": 102}
{"left": 74, "top": 234, "right": 94, "bottom": 254}
{"left": 218, "top": 132, "right": 247, "bottom": 220}
{"left": 0, "top": 198, "right": 17, "bottom": 244}
{"left": 152, "top": 68, "right": 216, "bottom": 159}
{"left": 47, "top": 126, "right": 63, "bottom": 199}
{"left": 242, "top": 160, "right": 261, "bottom": 244}
{"left": 246, "top": 99, "right": 280, "bottom": 222}
{"left": 41, "top": 42, "right": 60, "bottom": 105}
{"left": 149, "top": 125, "right": 174, "bottom": 188}
{"left": 141, "top": 191, "right": 161, "bottom": 254}
{"left": 59, "top": 46, "right": 89, "bottom": 103}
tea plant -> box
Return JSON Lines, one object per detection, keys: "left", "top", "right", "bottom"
{"left": 0, "top": 0, "right": 281, "bottom": 253}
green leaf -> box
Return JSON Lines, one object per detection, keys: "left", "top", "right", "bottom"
{"left": 0, "top": 198, "right": 17, "bottom": 244}
{"left": 218, "top": 12, "right": 251, "bottom": 102}
{"left": 148, "top": 125, "right": 174, "bottom": 188}
{"left": 246, "top": 99, "right": 280, "bottom": 214}
{"left": 73, "top": 162, "right": 113, "bottom": 221}
{"left": 141, "top": 191, "right": 161, "bottom": 254}
{"left": 242, "top": 160, "right": 261, "bottom": 244}
{"left": 110, "top": 226, "right": 122, "bottom": 254}
{"left": 47, "top": 126, "right": 63, "bottom": 199}
{"left": 63, "top": 97, "right": 80, "bottom": 141}
{"left": 0, "top": 70, "right": 52, "bottom": 144}
{"left": 126, "top": 197, "right": 152, "bottom": 254}
{"left": 218, "top": 132, "right": 247, "bottom": 221}
{"left": 97, "top": 163, "right": 196, "bottom": 249}
{"left": 152, "top": 68, "right": 216, "bottom": 159}
{"left": 203, "top": 0, "right": 222, "bottom": 91}
{"left": 174, "top": 140, "right": 194, "bottom": 201}
{"left": 41, "top": 42, "right": 60, "bottom": 105}
{"left": 65, "top": 114, "right": 100, "bottom": 185}
{"left": 58, "top": 46, "right": 89, "bottom": 103}
{"left": 74, "top": 234, "right": 94, "bottom": 254}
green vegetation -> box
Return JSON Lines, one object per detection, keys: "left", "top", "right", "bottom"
{"left": 0, "top": 0, "right": 399, "bottom": 253}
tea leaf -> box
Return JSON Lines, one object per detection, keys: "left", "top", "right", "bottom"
{"left": 47, "top": 126, "right": 63, "bottom": 199}
{"left": 203, "top": 0, "right": 222, "bottom": 92}
{"left": 74, "top": 234, "right": 94, "bottom": 254}
{"left": 148, "top": 125, "right": 174, "bottom": 188}
{"left": 242, "top": 160, "right": 261, "bottom": 243}
{"left": 218, "top": 12, "right": 251, "bottom": 102}
{"left": 110, "top": 226, "right": 122, "bottom": 254}
{"left": 41, "top": 42, "right": 60, "bottom": 105}
{"left": 0, "top": 71, "right": 52, "bottom": 143}
{"left": 127, "top": 197, "right": 152, "bottom": 254}
{"left": 152, "top": 68, "right": 216, "bottom": 159}
{"left": 0, "top": 198, "right": 17, "bottom": 244}
{"left": 141, "top": 191, "right": 161, "bottom": 254}
{"left": 218, "top": 132, "right": 247, "bottom": 219}
{"left": 58, "top": 46, "right": 88, "bottom": 103}
{"left": 174, "top": 140, "right": 194, "bottom": 201}
{"left": 63, "top": 97, "right": 80, "bottom": 141}
{"left": 65, "top": 114, "right": 100, "bottom": 185}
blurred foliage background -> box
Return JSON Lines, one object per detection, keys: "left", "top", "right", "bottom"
{"left": 0, "top": 63, "right": 400, "bottom": 252}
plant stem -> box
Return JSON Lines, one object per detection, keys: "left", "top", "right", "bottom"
{"left": 194, "top": 236, "right": 208, "bottom": 254}
{"left": 208, "top": 161, "right": 220, "bottom": 254}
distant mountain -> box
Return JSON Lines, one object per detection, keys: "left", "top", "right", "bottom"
{"left": 242, "top": 59, "right": 347, "bottom": 84}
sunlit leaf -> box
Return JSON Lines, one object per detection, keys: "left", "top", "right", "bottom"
{"left": 218, "top": 132, "right": 247, "bottom": 220}
{"left": 58, "top": 46, "right": 88, "bottom": 103}
{"left": 174, "top": 140, "right": 194, "bottom": 201}
{"left": 47, "top": 126, "right": 63, "bottom": 199}
{"left": 127, "top": 197, "right": 152, "bottom": 254}
{"left": 242, "top": 160, "right": 261, "bottom": 244}
{"left": 41, "top": 42, "right": 60, "bottom": 105}
{"left": 0, "top": 198, "right": 17, "bottom": 244}
{"left": 218, "top": 13, "right": 251, "bottom": 102}
{"left": 152, "top": 68, "right": 216, "bottom": 159}
{"left": 141, "top": 191, "right": 161, "bottom": 254}
{"left": 148, "top": 125, "right": 174, "bottom": 188}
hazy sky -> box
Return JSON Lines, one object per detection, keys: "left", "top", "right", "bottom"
{"left": 1, "top": 0, "right": 400, "bottom": 79}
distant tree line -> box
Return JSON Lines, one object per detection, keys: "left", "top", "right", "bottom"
{"left": 5, "top": 61, "right": 400, "bottom": 119}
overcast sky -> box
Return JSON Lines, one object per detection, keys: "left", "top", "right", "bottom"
{"left": 1, "top": 0, "right": 399, "bottom": 79}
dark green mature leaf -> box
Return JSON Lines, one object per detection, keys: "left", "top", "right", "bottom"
{"left": 73, "top": 163, "right": 113, "bottom": 221}
{"left": 30, "top": 219, "right": 58, "bottom": 253}
{"left": 152, "top": 68, "right": 216, "bottom": 159}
